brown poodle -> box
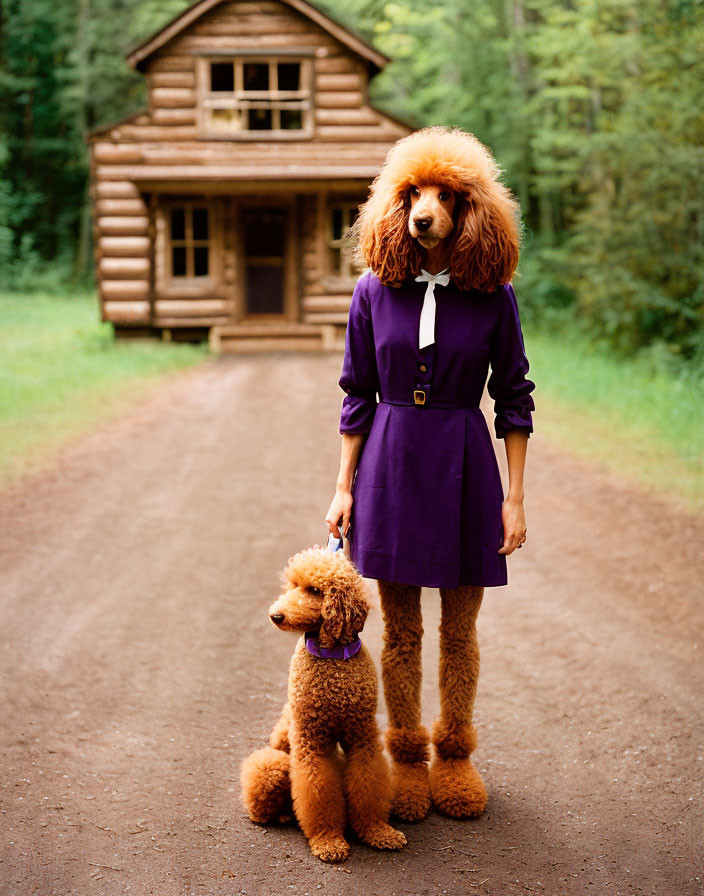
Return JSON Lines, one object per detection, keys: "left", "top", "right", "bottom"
{"left": 240, "top": 546, "right": 406, "bottom": 863}
{"left": 342, "top": 126, "right": 524, "bottom": 821}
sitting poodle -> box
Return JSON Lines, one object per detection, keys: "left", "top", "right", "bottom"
{"left": 240, "top": 546, "right": 406, "bottom": 863}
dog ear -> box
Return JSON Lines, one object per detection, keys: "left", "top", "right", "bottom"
{"left": 449, "top": 186, "right": 520, "bottom": 293}
{"left": 351, "top": 192, "right": 422, "bottom": 287}
{"left": 318, "top": 582, "right": 369, "bottom": 647}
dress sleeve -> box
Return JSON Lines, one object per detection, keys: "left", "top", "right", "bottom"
{"left": 487, "top": 282, "right": 535, "bottom": 439}
{"left": 338, "top": 273, "right": 379, "bottom": 435}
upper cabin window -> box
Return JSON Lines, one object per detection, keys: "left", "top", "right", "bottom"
{"left": 169, "top": 204, "right": 210, "bottom": 279}
{"left": 328, "top": 202, "right": 364, "bottom": 281}
{"left": 197, "top": 56, "right": 313, "bottom": 139}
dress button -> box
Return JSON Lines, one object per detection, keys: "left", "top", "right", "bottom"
{"left": 419, "top": 363, "right": 427, "bottom": 372}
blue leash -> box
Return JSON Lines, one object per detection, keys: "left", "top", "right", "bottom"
{"left": 326, "top": 530, "right": 346, "bottom": 552}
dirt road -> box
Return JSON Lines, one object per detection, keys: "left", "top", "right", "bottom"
{"left": 1, "top": 354, "right": 702, "bottom": 896}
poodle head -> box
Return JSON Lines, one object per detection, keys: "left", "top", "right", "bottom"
{"left": 408, "top": 182, "right": 457, "bottom": 250}
{"left": 350, "top": 125, "right": 522, "bottom": 293}
{"left": 268, "top": 547, "right": 370, "bottom": 648}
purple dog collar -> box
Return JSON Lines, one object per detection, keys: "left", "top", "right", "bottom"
{"left": 305, "top": 631, "right": 362, "bottom": 660}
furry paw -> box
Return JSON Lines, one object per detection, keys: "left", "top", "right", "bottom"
{"left": 390, "top": 760, "right": 432, "bottom": 823}
{"left": 359, "top": 823, "right": 407, "bottom": 851}
{"left": 309, "top": 834, "right": 350, "bottom": 864}
{"left": 429, "top": 756, "right": 487, "bottom": 818}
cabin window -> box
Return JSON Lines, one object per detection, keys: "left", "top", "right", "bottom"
{"left": 328, "top": 203, "right": 364, "bottom": 280}
{"left": 198, "top": 56, "right": 312, "bottom": 138}
{"left": 169, "top": 205, "right": 210, "bottom": 279}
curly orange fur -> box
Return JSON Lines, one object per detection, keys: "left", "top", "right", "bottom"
{"left": 272, "top": 548, "right": 370, "bottom": 648}
{"left": 242, "top": 547, "right": 406, "bottom": 863}
{"left": 351, "top": 125, "right": 522, "bottom": 293}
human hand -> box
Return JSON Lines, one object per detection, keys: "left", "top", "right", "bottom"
{"left": 325, "top": 487, "right": 353, "bottom": 538}
{"left": 498, "top": 496, "right": 527, "bottom": 555}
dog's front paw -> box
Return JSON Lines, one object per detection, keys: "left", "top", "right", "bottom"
{"left": 309, "top": 834, "right": 350, "bottom": 863}
{"left": 360, "top": 823, "right": 407, "bottom": 851}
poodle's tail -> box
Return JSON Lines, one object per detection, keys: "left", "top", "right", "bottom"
{"left": 240, "top": 747, "right": 292, "bottom": 824}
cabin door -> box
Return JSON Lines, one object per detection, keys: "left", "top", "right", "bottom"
{"left": 242, "top": 206, "right": 286, "bottom": 316}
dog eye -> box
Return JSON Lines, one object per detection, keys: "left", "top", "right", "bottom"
{"left": 409, "top": 185, "right": 420, "bottom": 197}
{"left": 307, "top": 586, "right": 322, "bottom": 596}
{"left": 439, "top": 190, "right": 451, "bottom": 201}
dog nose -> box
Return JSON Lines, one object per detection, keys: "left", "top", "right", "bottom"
{"left": 414, "top": 216, "right": 432, "bottom": 232}
{"left": 270, "top": 613, "right": 285, "bottom": 624}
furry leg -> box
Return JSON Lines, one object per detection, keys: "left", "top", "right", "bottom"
{"left": 378, "top": 579, "right": 432, "bottom": 822}
{"left": 430, "top": 584, "right": 487, "bottom": 818}
{"left": 343, "top": 731, "right": 407, "bottom": 851}
{"left": 270, "top": 702, "right": 290, "bottom": 753}
{"left": 291, "top": 743, "right": 349, "bottom": 863}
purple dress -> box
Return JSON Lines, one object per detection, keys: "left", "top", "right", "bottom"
{"left": 338, "top": 269, "right": 535, "bottom": 589}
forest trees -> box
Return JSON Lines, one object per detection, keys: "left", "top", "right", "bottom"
{"left": 363, "top": 0, "right": 704, "bottom": 359}
{"left": 0, "top": 0, "right": 185, "bottom": 284}
{"left": 1, "top": 0, "right": 702, "bottom": 360}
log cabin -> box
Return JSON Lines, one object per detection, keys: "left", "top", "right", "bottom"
{"left": 88, "top": 0, "right": 414, "bottom": 351}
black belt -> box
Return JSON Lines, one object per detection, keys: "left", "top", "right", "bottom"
{"left": 379, "top": 397, "right": 480, "bottom": 409}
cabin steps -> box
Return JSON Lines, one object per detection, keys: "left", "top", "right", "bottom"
{"left": 209, "top": 322, "right": 345, "bottom": 354}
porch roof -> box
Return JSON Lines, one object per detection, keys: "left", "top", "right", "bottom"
{"left": 95, "top": 165, "right": 384, "bottom": 185}
{"left": 91, "top": 134, "right": 407, "bottom": 186}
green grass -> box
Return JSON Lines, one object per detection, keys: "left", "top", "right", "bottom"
{"left": 1, "top": 292, "right": 702, "bottom": 514}
{"left": 523, "top": 325, "right": 704, "bottom": 513}
{"left": 0, "top": 292, "right": 207, "bottom": 486}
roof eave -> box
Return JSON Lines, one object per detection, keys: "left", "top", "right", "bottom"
{"left": 126, "top": 0, "right": 389, "bottom": 74}
{"left": 85, "top": 109, "right": 150, "bottom": 143}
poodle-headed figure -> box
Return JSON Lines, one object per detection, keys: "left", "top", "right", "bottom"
{"left": 330, "top": 126, "right": 524, "bottom": 822}
{"left": 351, "top": 124, "right": 521, "bottom": 293}
{"left": 240, "top": 546, "right": 406, "bottom": 864}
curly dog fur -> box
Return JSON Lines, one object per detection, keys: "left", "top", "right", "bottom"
{"left": 351, "top": 124, "right": 521, "bottom": 293}
{"left": 240, "top": 547, "right": 406, "bottom": 863}
{"left": 378, "top": 580, "right": 487, "bottom": 822}
{"left": 348, "top": 126, "right": 520, "bottom": 821}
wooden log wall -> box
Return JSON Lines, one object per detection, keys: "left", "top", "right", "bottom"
{"left": 298, "top": 189, "right": 366, "bottom": 327}
{"left": 133, "top": 0, "right": 408, "bottom": 149}
{"left": 92, "top": 177, "right": 152, "bottom": 325}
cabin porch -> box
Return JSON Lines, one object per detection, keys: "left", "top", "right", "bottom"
{"left": 102, "top": 181, "right": 367, "bottom": 351}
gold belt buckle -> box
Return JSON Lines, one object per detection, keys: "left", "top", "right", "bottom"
{"left": 413, "top": 389, "right": 426, "bottom": 406}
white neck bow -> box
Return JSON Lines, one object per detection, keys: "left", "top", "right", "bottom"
{"left": 415, "top": 268, "right": 451, "bottom": 349}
